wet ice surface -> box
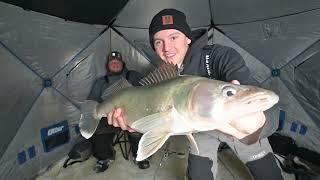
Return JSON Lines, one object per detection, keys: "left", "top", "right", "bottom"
{"left": 36, "top": 136, "right": 295, "bottom": 180}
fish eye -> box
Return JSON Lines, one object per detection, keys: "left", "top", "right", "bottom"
{"left": 222, "top": 86, "right": 237, "bottom": 97}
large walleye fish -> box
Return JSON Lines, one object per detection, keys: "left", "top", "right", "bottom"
{"left": 79, "top": 64, "right": 279, "bottom": 161}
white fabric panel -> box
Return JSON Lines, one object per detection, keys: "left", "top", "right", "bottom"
{"left": 217, "top": 10, "right": 320, "bottom": 69}
{"left": 263, "top": 78, "right": 319, "bottom": 152}
{"left": 114, "top": 27, "right": 161, "bottom": 67}
{"left": 212, "top": 29, "right": 271, "bottom": 83}
{"left": 0, "top": 2, "right": 105, "bottom": 78}
{"left": 281, "top": 116, "right": 320, "bottom": 153}
{"left": 212, "top": 27, "right": 320, "bottom": 153}
{"left": 277, "top": 46, "right": 320, "bottom": 153}
{"left": 53, "top": 30, "right": 111, "bottom": 107}
{"left": 0, "top": 88, "right": 80, "bottom": 179}
{"left": 294, "top": 57, "right": 320, "bottom": 121}
{"left": 54, "top": 28, "right": 155, "bottom": 107}
{"left": 0, "top": 43, "right": 42, "bottom": 157}
{"left": 111, "top": 28, "right": 156, "bottom": 74}
{"left": 114, "top": 0, "right": 211, "bottom": 28}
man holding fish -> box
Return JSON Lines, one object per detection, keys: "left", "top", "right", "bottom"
{"left": 86, "top": 51, "right": 150, "bottom": 172}
{"left": 104, "top": 9, "right": 284, "bottom": 180}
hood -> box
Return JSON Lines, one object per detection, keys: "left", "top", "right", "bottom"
{"left": 183, "top": 28, "right": 208, "bottom": 67}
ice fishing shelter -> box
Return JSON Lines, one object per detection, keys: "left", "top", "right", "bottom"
{"left": 0, "top": 0, "right": 320, "bottom": 179}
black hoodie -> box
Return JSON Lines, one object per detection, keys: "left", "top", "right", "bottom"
{"left": 181, "top": 29, "right": 256, "bottom": 84}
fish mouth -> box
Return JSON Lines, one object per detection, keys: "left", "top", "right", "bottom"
{"left": 240, "top": 92, "right": 279, "bottom": 111}
{"left": 246, "top": 94, "right": 278, "bottom": 104}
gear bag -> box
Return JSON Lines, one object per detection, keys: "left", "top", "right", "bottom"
{"left": 63, "top": 140, "right": 93, "bottom": 168}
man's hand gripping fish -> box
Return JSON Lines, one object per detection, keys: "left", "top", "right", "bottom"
{"left": 79, "top": 64, "right": 279, "bottom": 161}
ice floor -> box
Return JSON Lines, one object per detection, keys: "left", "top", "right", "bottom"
{"left": 36, "top": 136, "right": 295, "bottom": 180}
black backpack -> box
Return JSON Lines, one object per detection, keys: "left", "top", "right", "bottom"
{"left": 269, "top": 133, "right": 320, "bottom": 177}
{"left": 63, "top": 140, "right": 93, "bottom": 168}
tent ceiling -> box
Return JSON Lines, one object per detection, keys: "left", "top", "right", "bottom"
{"left": 2, "top": 0, "right": 320, "bottom": 26}
{"left": 114, "top": 0, "right": 212, "bottom": 28}
{"left": 0, "top": 0, "right": 128, "bottom": 25}
{"left": 212, "top": 0, "right": 320, "bottom": 25}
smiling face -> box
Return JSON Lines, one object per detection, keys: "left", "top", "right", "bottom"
{"left": 153, "top": 29, "right": 191, "bottom": 67}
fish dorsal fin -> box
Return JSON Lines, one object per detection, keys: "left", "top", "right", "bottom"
{"left": 136, "top": 131, "right": 171, "bottom": 161}
{"left": 101, "top": 77, "right": 132, "bottom": 100}
{"left": 139, "top": 63, "right": 178, "bottom": 86}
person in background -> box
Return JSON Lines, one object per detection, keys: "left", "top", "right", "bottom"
{"left": 87, "top": 51, "right": 150, "bottom": 173}
{"left": 106, "top": 9, "right": 284, "bottom": 180}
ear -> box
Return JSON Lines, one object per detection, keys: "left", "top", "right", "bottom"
{"left": 186, "top": 37, "right": 192, "bottom": 45}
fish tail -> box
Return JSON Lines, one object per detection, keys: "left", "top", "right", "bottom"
{"left": 79, "top": 100, "right": 101, "bottom": 139}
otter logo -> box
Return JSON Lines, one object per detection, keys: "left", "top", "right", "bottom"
{"left": 47, "top": 126, "right": 64, "bottom": 136}
{"left": 41, "top": 120, "right": 69, "bottom": 152}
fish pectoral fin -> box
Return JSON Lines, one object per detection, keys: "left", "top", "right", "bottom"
{"left": 131, "top": 109, "right": 174, "bottom": 132}
{"left": 186, "top": 133, "right": 199, "bottom": 155}
{"left": 136, "top": 131, "right": 171, "bottom": 161}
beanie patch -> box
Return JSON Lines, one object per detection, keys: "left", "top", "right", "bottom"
{"left": 162, "top": 15, "right": 174, "bottom": 25}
